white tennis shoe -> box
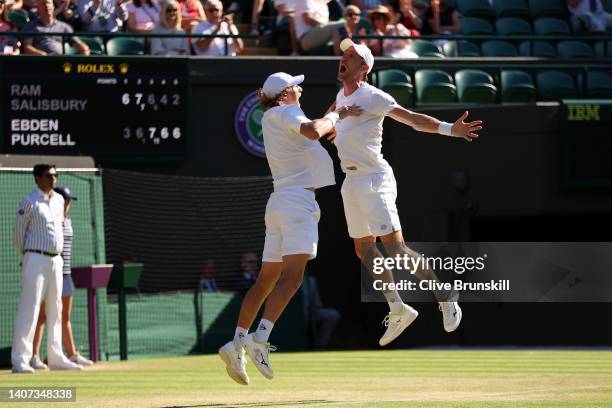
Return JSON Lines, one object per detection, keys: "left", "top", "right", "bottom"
{"left": 379, "top": 304, "right": 419, "bottom": 346}
{"left": 243, "top": 333, "right": 276, "bottom": 379}
{"left": 439, "top": 301, "right": 462, "bottom": 332}
{"left": 219, "top": 341, "right": 249, "bottom": 385}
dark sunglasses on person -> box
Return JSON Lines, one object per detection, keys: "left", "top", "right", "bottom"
{"left": 166, "top": 7, "right": 178, "bottom": 12}
{"left": 45, "top": 173, "right": 59, "bottom": 179}
{"left": 346, "top": 12, "right": 360, "bottom": 17}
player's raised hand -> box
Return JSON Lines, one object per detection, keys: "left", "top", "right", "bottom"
{"left": 452, "top": 111, "right": 482, "bottom": 142}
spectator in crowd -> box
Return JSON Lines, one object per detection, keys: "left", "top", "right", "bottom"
{"left": 78, "top": 0, "right": 129, "bottom": 32}
{"left": 366, "top": 4, "right": 417, "bottom": 57}
{"left": 302, "top": 273, "right": 340, "bottom": 349}
{"left": 271, "top": 0, "right": 299, "bottom": 55}
{"left": 31, "top": 187, "right": 93, "bottom": 370}
{"left": 193, "top": 0, "right": 243, "bottom": 56}
{"left": 12, "top": 165, "right": 82, "bottom": 373}
{"left": 177, "top": 0, "right": 205, "bottom": 31}
{"left": 126, "top": 0, "right": 161, "bottom": 34}
{"left": 390, "top": 0, "right": 423, "bottom": 33}
{"left": 200, "top": 259, "right": 219, "bottom": 292}
{"left": 53, "top": 0, "right": 80, "bottom": 29}
{"left": 421, "top": 0, "right": 459, "bottom": 35}
{"left": 239, "top": 252, "right": 259, "bottom": 291}
{"left": 5, "top": 0, "right": 24, "bottom": 12}
{"left": 332, "top": 5, "right": 366, "bottom": 55}
{"left": 295, "top": 0, "right": 343, "bottom": 52}
{"left": 151, "top": 0, "right": 191, "bottom": 55}
{"left": 0, "top": 0, "right": 20, "bottom": 55}
{"left": 567, "top": 0, "right": 612, "bottom": 33}
{"left": 21, "top": 0, "right": 90, "bottom": 55}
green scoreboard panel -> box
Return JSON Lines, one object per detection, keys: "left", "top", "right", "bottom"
{"left": 1, "top": 57, "right": 190, "bottom": 161}
{"left": 561, "top": 100, "right": 612, "bottom": 188}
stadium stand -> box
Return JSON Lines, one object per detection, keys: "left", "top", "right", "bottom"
{"left": 415, "top": 69, "right": 457, "bottom": 105}
{"left": 443, "top": 39, "right": 481, "bottom": 56}
{"left": 455, "top": 69, "right": 498, "bottom": 103}
{"left": 376, "top": 68, "right": 414, "bottom": 107}
{"left": 500, "top": 69, "right": 538, "bottom": 103}
{"left": 105, "top": 37, "right": 145, "bottom": 56}
{"left": 537, "top": 70, "right": 580, "bottom": 100}
{"left": 481, "top": 39, "right": 519, "bottom": 56}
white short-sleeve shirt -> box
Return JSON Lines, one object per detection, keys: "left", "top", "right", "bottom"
{"left": 333, "top": 82, "right": 398, "bottom": 175}
{"left": 262, "top": 104, "right": 336, "bottom": 190}
{"left": 193, "top": 21, "right": 236, "bottom": 56}
{"left": 294, "top": 0, "right": 330, "bottom": 40}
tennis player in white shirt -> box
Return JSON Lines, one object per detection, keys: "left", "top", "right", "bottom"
{"left": 329, "top": 39, "right": 483, "bottom": 347}
{"left": 219, "top": 72, "right": 362, "bottom": 385}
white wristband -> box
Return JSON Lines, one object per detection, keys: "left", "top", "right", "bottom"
{"left": 324, "top": 112, "right": 340, "bottom": 127}
{"left": 438, "top": 122, "right": 453, "bottom": 136}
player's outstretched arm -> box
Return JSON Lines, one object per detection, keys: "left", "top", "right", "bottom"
{"left": 387, "top": 106, "right": 482, "bottom": 142}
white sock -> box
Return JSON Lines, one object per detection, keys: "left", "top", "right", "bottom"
{"left": 233, "top": 327, "right": 248, "bottom": 348}
{"left": 383, "top": 290, "right": 404, "bottom": 313}
{"left": 255, "top": 319, "right": 274, "bottom": 343}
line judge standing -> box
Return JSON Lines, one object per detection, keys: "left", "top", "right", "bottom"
{"left": 11, "top": 164, "right": 82, "bottom": 373}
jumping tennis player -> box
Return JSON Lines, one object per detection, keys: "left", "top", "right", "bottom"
{"left": 219, "top": 72, "right": 362, "bottom": 385}
{"left": 329, "top": 39, "right": 483, "bottom": 346}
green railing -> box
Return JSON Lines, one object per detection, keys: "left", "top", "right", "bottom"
{"left": 3, "top": 31, "right": 611, "bottom": 56}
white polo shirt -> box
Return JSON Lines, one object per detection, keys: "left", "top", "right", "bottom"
{"left": 334, "top": 82, "right": 398, "bottom": 175}
{"left": 262, "top": 103, "right": 335, "bottom": 190}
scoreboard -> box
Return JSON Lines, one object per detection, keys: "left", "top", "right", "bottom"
{"left": 561, "top": 100, "right": 612, "bottom": 188}
{"left": 0, "top": 57, "right": 190, "bottom": 160}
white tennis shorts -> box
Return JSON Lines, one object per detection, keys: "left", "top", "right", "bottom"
{"left": 341, "top": 169, "right": 402, "bottom": 238}
{"left": 262, "top": 187, "right": 321, "bottom": 262}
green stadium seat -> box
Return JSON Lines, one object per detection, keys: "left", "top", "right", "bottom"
{"left": 106, "top": 37, "right": 145, "bottom": 56}
{"left": 527, "top": 0, "right": 567, "bottom": 19}
{"left": 407, "top": 40, "right": 444, "bottom": 58}
{"left": 569, "top": 15, "right": 587, "bottom": 34}
{"left": 594, "top": 41, "right": 612, "bottom": 57}
{"left": 537, "top": 71, "right": 579, "bottom": 100}
{"left": 500, "top": 70, "right": 537, "bottom": 103}
{"left": 7, "top": 10, "right": 28, "bottom": 29}
{"left": 457, "top": 0, "right": 494, "bottom": 20}
{"left": 460, "top": 17, "right": 495, "bottom": 35}
{"left": 64, "top": 36, "right": 105, "bottom": 55}
{"left": 495, "top": 17, "right": 532, "bottom": 35}
{"left": 481, "top": 40, "right": 519, "bottom": 56}
{"left": 442, "top": 40, "right": 481, "bottom": 57}
{"left": 519, "top": 40, "right": 557, "bottom": 57}
{"left": 377, "top": 69, "right": 414, "bottom": 107}
{"left": 492, "top": 0, "right": 529, "bottom": 19}
{"left": 455, "top": 69, "right": 498, "bottom": 103}
{"left": 415, "top": 69, "right": 457, "bottom": 104}
{"left": 585, "top": 71, "right": 612, "bottom": 98}
{"left": 556, "top": 41, "right": 594, "bottom": 59}
{"left": 533, "top": 17, "right": 571, "bottom": 36}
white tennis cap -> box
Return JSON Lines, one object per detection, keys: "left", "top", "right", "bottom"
{"left": 340, "top": 38, "right": 374, "bottom": 74}
{"left": 262, "top": 72, "right": 305, "bottom": 98}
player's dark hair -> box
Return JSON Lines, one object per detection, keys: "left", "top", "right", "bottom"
{"left": 33, "top": 164, "right": 56, "bottom": 178}
{"left": 258, "top": 86, "right": 292, "bottom": 109}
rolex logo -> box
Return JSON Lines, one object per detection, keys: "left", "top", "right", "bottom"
{"left": 63, "top": 63, "right": 72, "bottom": 74}
{"left": 119, "top": 63, "right": 129, "bottom": 74}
